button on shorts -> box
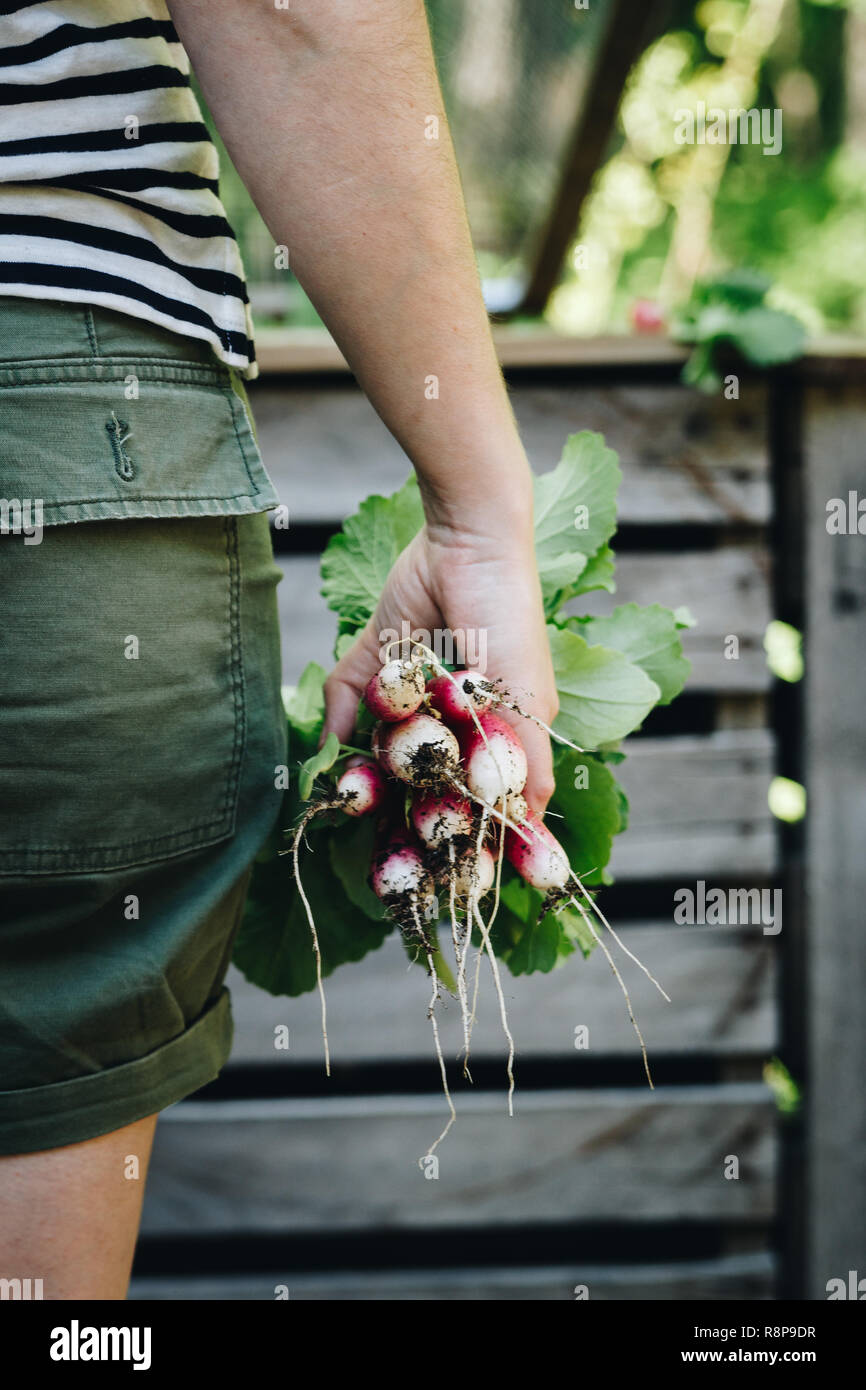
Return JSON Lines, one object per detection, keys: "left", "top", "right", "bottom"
{"left": 0, "top": 297, "right": 287, "bottom": 1155}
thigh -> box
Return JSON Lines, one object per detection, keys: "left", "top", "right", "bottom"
{"left": 0, "top": 1114, "right": 158, "bottom": 1301}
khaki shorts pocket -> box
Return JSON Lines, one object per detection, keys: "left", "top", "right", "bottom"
{"left": 0, "top": 515, "right": 245, "bottom": 875}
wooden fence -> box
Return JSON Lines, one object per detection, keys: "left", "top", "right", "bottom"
{"left": 129, "top": 334, "right": 864, "bottom": 1301}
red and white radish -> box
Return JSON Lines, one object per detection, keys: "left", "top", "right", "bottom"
{"left": 462, "top": 712, "right": 528, "bottom": 803}
{"left": 427, "top": 669, "right": 495, "bottom": 726}
{"left": 505, "top": 812, "right": 571, "bottom": 893}
{"left": 371, "top": 832, "right": 455, "bottom": 1152}
{"left": 335, "top": 756, "right": 386, "bottom": 817}
{"left": 371, "top": 839, "right": 435, "bottom": 912}
{"left": 364, "top": 658, "right": 426, "bottom": 721}
{"left": 377, "top": 712, "right": 460, "bottom": 785}
{"left": 289, "top": 647, "right": 669, "bottom": 1143}
{"left": 411, "top": 790, "right": 473, "bottom": 848}
{"left": 453, "top": 844, "right": 495, "bottom": 898}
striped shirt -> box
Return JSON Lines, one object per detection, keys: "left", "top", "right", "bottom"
{"left": 0, "top": 0, "right": 256, "bottom": 376}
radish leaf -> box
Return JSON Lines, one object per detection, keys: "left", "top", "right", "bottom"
{"left": 548, "top": 751, "right": 624, "bottom": 887}
{"left": 549, "top": 626, "right": 661, "bottom": 746}
{"left": 298, "top": 732, "right": 340, "bottom": 801}
{"left": 234, "top": 849, "right": 388, "bottom": 998}
{"left": 571, "top": 603, "right": 692, "bottom": 705}
{"left": 534, "top": 431, "right": 620, "bottom": 614}
{"left": 330, "top": 816, "right": 386, "bottom": 921}
{"left": 320, "top": 476, "right": 423, "bottom": 629}
{"left": 283, "top": 661, "right": 327, "bottom": 745}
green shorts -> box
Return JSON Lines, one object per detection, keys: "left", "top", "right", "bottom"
{"left": 0, "top": 297, "right": 287, "bottom": 1155}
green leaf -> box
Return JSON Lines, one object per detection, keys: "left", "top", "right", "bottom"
{"left": 729, "top": 306, "right": 806, "bottom": 365}
{"left": 570, "top": 543, "right": 616, "bottom": 597}
{"left": 677, "top": 302, "right": 743, "bottom": 344}
{"left": 673, "top": 273, "right": 806, "bottom": 391}
{"left": 329, "top": 816, "right": 385, "bottom": 921}
{"left": 298, "top": 731, "right": 340, "bottom": 801}
{"left": 283, "top": 662, "right": 327, "bottom": 745}
{"left": 534, "top": 431, "right": 620, "bottom": 559}
{"left": 334, "top": 630, "right": 356, "bottom": 662}
{"left": 573, "top": 603, "right": 692, "bottom": 706}
{"left": 681, "top": 340, "right": 722, "bottom": 393}
{"left": 507, "top": 911, "right": 561, "bottom": 974}
{"left": 557, "top": 901, "right": 597, "bottom": 959}
{"left": 548, "top": 750, "right": 625, "bottom": 886}
{"left": 706, "top": 267, "right": 772, "bottom": 307}
{"left": 537, "top": 549, "right": 588, "bottom": 602}
{"left": 533, "top": 432, "right": 620, "bottom": 613}
{"left": 233, "top": 841, "right": 389, "bottom": 998}
{"left": 615, "top": 782, "right": 630, "bottom": 834}
{"left": 548, "top": 626, "right": 661, "bottom": 747}
{"left": 496, "top": 878, "right": 594, "bottom": 974}
{"left": 320, "top": 476, "right": 424, "bottom": 629}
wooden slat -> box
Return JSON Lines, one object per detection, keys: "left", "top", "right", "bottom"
{"left": 276, "top": 548, "right": 772, "bottom": 692}
{"left": 803, "top": 383, "right": 866, "bottom": 1298}
{"left": 252, "top": 380, "right": 769, "bottom": 526}
{"left": 255, "top": 326, "right": 866, "bottom": 376}
{"left": 227, "top": 925, "right": 776, "bottom": 1067}
{"left": 141, "top": 1085, "right": 776, "bottom": 1236}
{"left": 577, "top": 547, "right": 772, "bottom": 691}
{"left": 253, "top": 327, "right": 695, "bottom": 375}
{"left": 611, "top": 730, "right": 777, "bottom": 879}
{"left": 129, "top": 1251, "right": 775, "bottom": 1301}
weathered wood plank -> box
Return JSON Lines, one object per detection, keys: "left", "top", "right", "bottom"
{"left": 227, "top": 925, "right": 776, "bottom": 1067}
{"left": 803, "top": 383, "right": 866, "bottom": 1299}
{"left": 612, "top": 825, "right": 777, "bottom": 880}
{"left": 276, "top": 548, "right": 773, "bottom": 692}
{"left": 129, "top": 1251, "right": 775, "bottom": 1301}
{"left": 615, "top": 730, "right": 773, "bottom": 821}
{"left": 254, "top": 325, "right": 866, "bottom": 376}
{"left": 141, "top": 1085, "right": 776, "bottom": 1236}
{"left": 610, "top": 731, "right": 778, "bottom": 878}
{"left": 253, "top": 327, "right": 696, "bottom": 375}
{"left": 252, "top": 380, "right": 769, "bottom": 525}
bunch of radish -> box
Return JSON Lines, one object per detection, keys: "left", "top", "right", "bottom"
{"left": 289, "top": 643, "right": 668, "bottom": 1159}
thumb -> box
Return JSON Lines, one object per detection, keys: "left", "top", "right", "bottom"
{"left": 320, "top": 621, "right": 382, "bottom": 748}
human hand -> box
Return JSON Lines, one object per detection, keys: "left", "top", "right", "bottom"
{"left": 321, "top": 521, "right": 558, "bottom": 814}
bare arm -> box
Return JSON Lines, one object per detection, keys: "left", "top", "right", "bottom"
{"left": 168, "top": 0, "right": 557, "bottom": 806}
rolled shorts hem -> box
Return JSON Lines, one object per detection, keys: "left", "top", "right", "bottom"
{"left": 0, "top": 988, "right": 233, "bottom": 1157}
{"left": 34, "top": 495, "right": 279, "bottom": 528}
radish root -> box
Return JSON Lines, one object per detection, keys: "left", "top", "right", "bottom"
{"left": 415, "top": 901, "right": 457, "bottom": 1162}
{"left": 286, "top": 807, "right": 331, "bottom": 1077}
{"left": 472, "top": 896, "right": 516, "bottom": 1116}
{"left": 567, "top": 894, "right": 654, "bottom": 1089}
{"left": 571, "top": 873, "right": 671, "bottom": 1004}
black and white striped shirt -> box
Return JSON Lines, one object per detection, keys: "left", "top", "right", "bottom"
{"left": 0, "top": 0, "right": 256, "bottom": 375}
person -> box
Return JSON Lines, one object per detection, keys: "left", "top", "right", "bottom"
{"left": 0, "top": 0, "right": 557, "bottom": 1299}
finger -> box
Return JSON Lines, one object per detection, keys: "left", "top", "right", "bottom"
{"left": 320, "top": 621, "right": 383, "bottom": 746}
{"left": 515, "top": 716, "right": 556, "bottom": 816}
{"left": 320, "top": 672, "right": 361, "bottom": 748}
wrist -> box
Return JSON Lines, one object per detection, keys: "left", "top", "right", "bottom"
{"left": 419, "top": 453, "right": 535, "bottom": 551}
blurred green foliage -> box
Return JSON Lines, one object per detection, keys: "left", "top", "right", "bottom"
{"left": 203, "top": 1, "right": 866, "bottom": 340}
{"left": 553, "top": 0, "right": 866, "bottom": 336}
